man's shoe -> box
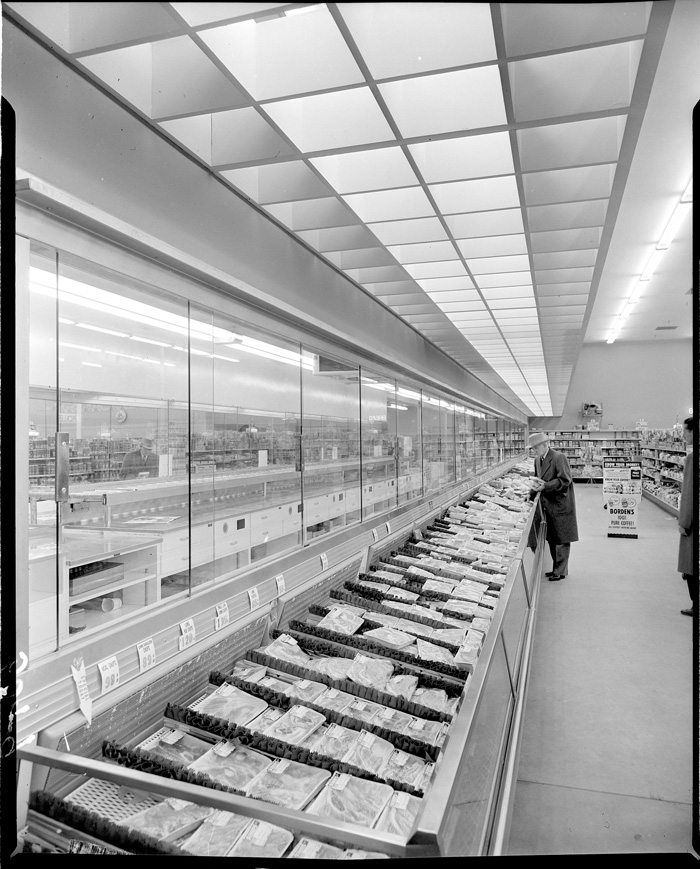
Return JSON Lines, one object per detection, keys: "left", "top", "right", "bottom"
{"left": 545, "top": 571, "right": 556, "bottom": 577}
{"left": 681, "top": 607, "right": 693, "bottom": 616}
{"left": 549, "top": 574, "right": 563, "bottom": 581}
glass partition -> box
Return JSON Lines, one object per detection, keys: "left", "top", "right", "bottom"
{"left": 422, "top": 391, "right": 456, "bottom": 493}
{"left": 456, "top": 404, "right": 476, "bottom": 481}
{"left": 395, "top": 381, "right": 423, "bottom": 504}
{"left": 474, "top": 409, "right": 488, "bottom": 473}
{"left": 360, "top": 368, "right": 398, "bottom": 519}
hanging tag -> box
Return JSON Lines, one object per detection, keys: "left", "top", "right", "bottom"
{"left": 320, "top": 553, "right": 328, "bottom": 570}
{"left": 248, "top": 587, "right": 260, "bottom": 611}
{"left": 385, "top": 522, "right": 391, "bottom": 535}
{"left": 327, "top": 771, "right": 349, "bottom": 791}
{"left": 325, "top": 688, "right": 338, "bottom": 699}
{"left": 213, "top": 741, "right": 236, "bottom": 758}
{"left": 391, "top": 790, "right": 410, "bottom": 809}
{"left": 179, "top": 619, "right": 196, "bottom": 651}
{"left": 372, "top": 528, "right": 379, "bottom": 542}
{"left": 275, "top": 573, "right": 286, "bottom": 595}
{"left": 70, "top": 658, "right": 92, "bottom": 725}
{"left": 97, "top": 655, "right": 120, "bottom": 695}
{"left": 160, "top": 729, "right": 184, "bottom": 744}
{"left": 137, "top": 638, "right": 156, "bottom": 673}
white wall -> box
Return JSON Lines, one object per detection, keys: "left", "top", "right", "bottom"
{"left": 529, "top": 340, "right": 693, "bottom": 430}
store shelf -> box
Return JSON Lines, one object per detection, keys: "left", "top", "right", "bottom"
{"left": 641, "top": 487, "right": 680, "bottom": 517}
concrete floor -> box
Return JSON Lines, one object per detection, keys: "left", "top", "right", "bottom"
{"left": 506, "top": 484, "right": 695, "bottom": 857}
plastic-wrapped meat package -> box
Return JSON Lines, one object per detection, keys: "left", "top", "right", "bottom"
{"left": 421, "top": 578, "right": 456, "bottom": 594}
{"left": 451, "top": 585, "right": 483, "bottom": 603}
{"left": 347, "top": 654, "right": 394, "bottom": 689}
{"left": 454, "top": 645, "right": 479, "bottom": 672}
{"left": 230, "top": 659, "right": 267, "bottom": 683}
{"left": 375, "top": 792, "right": 423, "bottom": 837}
{"left": 472, "top": 615, "right": 492, "bottom": 631}
{"left": 440, "top": 599, "right": 477, "bottom": 618}
{"left": 246, "top": 705, "right": 285, "bottom": 733}
{"left": 226, "top": 818, "right": 294, "bottom": 858}
{"left": 396, "top": 618, "right": 434, "bottom": 639}
{"left": 305, "top": 773, "right": 393, "bottom": 828}
{"left": 313, "top": 722, "right": 362, "bottom": 761}
{"left": 361, "top": 610, "right": 400, "bottom": 627}
{"left": 297, "top": 725, "right": 327, "bottom": 750}
{"left": 311, "top": 655, "right": 354, "bottom": 681}
{"left": 341, "top": 849, "right": 390, "bottom": 859}
{"left": 405, "top": 716, "right": 445, "bottom": 746}
{"left": 316, "top": 686, "right": 355, "bottom": 714}
{"left": 378, "top": 749, "right": 427, "bottom": 789}
{"left": 190, "top": 683, "right": 269, "bottom": 726}
{"left": 259, "top": 634, "right": 312, "bottom": 668}
{"left": 415, "top": 639, "right": 456, "bottom": 667}
{"left": 187, "top": 742, "right": 273, "bottom": 791}
{"left": 245, "top": 758, "right": 331, "bottom": 809}
{"left": 430, "top": 627, "right": 467, "bottom": 646}
{"left": 358, "top": 579, "right": 391, "bottom": 592}
{"left": 381, "top": 673, "right": 419, "bottom": 703}
{"left": 120, "top": 798, "right": 213, "bottom": 842}
{"left": 283, "top": 678, "right": 329, "bottom": 704}
{"left": 135, "top": 729, "right": 211, "bottom": 767}
{"left": 384, "top": 587, "right": 419, "bottom": 602}
{"left": 372, "top": 704, "right": 415, "bottom": 734}
{"left": 344, "top": 697, "right": 384, "bottom": 727}
{"left": 362, "top": 626, "right": 416, "bottom": 650}
{"left": 257, "top": 674, "right": 290, "bottom": 693}
{"left": 381, "top": 600, "right": 415, "bottom": 613}
{"left": 371, "top": 570, "right": 404, "bottom": 582}
{"left": 341, "top": 729, "right": 395, "bottom": 773}
{"left": 406, "top": 566, "right": 439, "bottom": 582}
{"left": 317, "top": 606, "right": 365, "bottom": 636}
{"left": 288, "top": 837, "right": 346, "bottom": 859}
{"left": 179, "top": 810, "right": 251, "bottom": 856}
{"left": 263, "top": 704, "right": 327, "bottom": 746}
{"left": 466, "top": 627, "right": 486, "bottom": 647}
{"left": 411, "top": 687, "right": 448, "bottom": 714}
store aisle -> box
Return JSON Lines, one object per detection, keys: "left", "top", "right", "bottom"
{"left": 506, "top": 484, "right": 694, "bottom": 856}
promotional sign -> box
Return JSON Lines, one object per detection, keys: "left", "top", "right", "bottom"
{"left": 603, "top": 458, "right": 642, "bottom": 538}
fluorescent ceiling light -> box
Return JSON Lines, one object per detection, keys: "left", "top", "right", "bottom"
{"left": 129, "top": 336, "right": 171, "bottom": 347}
{"left": 142, "top": 358, "right": 161, "bottom": 365}
{"left": 105, "top": 350, "right": 143, "bottom": 360}
{"left": 75, "top": 323, "right": 129, "bottom": 338}
{"left": 58, "top": 317, "right": 74, "bottom": 325}
{"left": 81, "top": 361, "right": 102, "bottom": 368}
{"left": 58, "top": 341, "right": 101, "bottom": 352}
{"left": 639, "top": 247, "right": 666, "bottom": 282}
{"left": 657, "top": 200, "right": 691, "bottom": 249}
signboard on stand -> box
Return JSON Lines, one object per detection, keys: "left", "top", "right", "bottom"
{"left": 603, "top": 458, "right": 642, "bottom": 538}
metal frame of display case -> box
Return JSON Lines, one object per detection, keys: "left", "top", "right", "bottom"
{"left": 15, "top": 493, "right": 546, "bottom": 858}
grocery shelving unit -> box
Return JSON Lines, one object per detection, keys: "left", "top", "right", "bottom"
{"left": 544, "top": 430, "right": 640, "bottom": 482}
{"left": 639, "top": 437, "right": 686, "bottom": 517}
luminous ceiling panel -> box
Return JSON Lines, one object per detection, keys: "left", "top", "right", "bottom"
{"left": 404, "top": 261, "right": 468, "bottom": 280}
{"left": 517, "top": 116, "right": 627, "bottom": 173}
{"left": 532, "top": 249, "right": 597, "bottom": 270}
{"left": 264, "top": 197, "right": 360, "bottom": 230}
{"left": 430, "top": 176, "right": 520, "bottom": 215}
{"left": 457, "top": 234, "right": 528, "bottom": 259}
{"left": 369, "top": 217, "right": 449, "bottom": 246}
{"left": 522, "top": 164, "right": 616, "bottom": 206}
{"left": 446, "top": 209, "right": 524, "bottom": 239}
{"left": 418, "top": 278, "right": 475, "bottom": 293}
{"left": 468, "top": 255, "right": 531, "bottom": 275}
{"left": 343, "top": 187, "right": 436, "bottom": 223}
{"left": 171, "top": 3, "right": 289, "bottom": 27}
{"left": 221, "top": 160, "right": 333, "bottom": 203}
{"left": 408, "top": 132, "right": 514, "bottom": 184}
{"left": 387, "top": 241, "right": 458, "bottom": 265}
{"left": 310, "top": 147, "right": 419, "bottom": 193}
{"left": 526, "top": 200, "right": 608, "bottom": 232}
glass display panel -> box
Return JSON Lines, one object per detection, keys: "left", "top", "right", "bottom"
{"left": 474, "top": 410, "right": 489, "bottom": 473}
{"left": 394, "top": 381, "right": 423, "bottom": 504}
{"left": 422, "top": 391, "right": 456, "bottom": 492}
{"left": 441, "top": 396, "right": 457, "bottom": 488}
{"left": 456, "top": 404, "right": 476, "bottom": 482}
{"left": 360, "top": 368, "right": 398, "bottom": 519}
{"left": 301, "top": 348, "right": 360, "bottom": 542}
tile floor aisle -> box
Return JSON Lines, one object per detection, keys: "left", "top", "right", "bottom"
{"left": 505, "top": 483, "right": 695, "bottom": 856}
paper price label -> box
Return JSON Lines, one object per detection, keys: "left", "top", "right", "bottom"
{"left": 372, "top": 528, "right": 379, "bottom": 542}
{"left": 179, "top": 619, "right": 196, "bottom": 651}
{"left": 325, "top": 688, "right": 338, "bottom": 699}
{"left": 393, "top": 750, "right": 408, "bottom": 767}
{"left": 213, "top": 741, "right": 236, "bottom": 757}
{"left": 246, "top": 820, "right": 270, "bottom": 846}
{"left": 137, "top": 639, "right": 156, "bottom": 673}
{"left": 297, "top": 839, "right": 321, "bottom": 858}
{"left": 279, "top": 633, "right": 297, "bottom": 645}
{"left": 160, "top": 729, "right": 184, "bottom": 744}
{"left": 215, "top": 602, "right": 230, "bottom": 627}
{"left": 391, "top": 790, "right": 410, "bottom": 809}
{"left": 269, "top": 759, "right": 289, "bottom": 774}
{"left": 218, "top": 682, "right": 236, "bottom": 696}
{"left": 320, "top": 553, "right": 328, "bottom": 570}
{"left": 297, "top": 679, "right": 310, "bottom": 688}
{"left": 328, "top": 772, "right": 349, "bottom": 791}
{"left": 275, "top": 573, "right": 286, "bottom": 595}
{"left": 358, "top": 730, "right": 375, "bottom": 747}
{"left": 351, "top": 700, "right": 366, "bottom": 711}
{"left": 409, "top": 717, "right": 424, "bottom": 731}
{"left": 166, "top": 798, "right": 190, "bottom": 811}
{"left": 97, "top": 656, "right": 120, "bottom": 695}
{"left": 70, "top": 658, "right": 93, "bottom": 725}
{"left": 248, "top": 587, "right": 260, "bottom": 611}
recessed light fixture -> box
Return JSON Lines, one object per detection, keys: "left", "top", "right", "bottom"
{"left": 76, "top": 323, "right": 129, "bottom": 337}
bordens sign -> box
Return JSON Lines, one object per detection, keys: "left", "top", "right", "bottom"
{"left": 602, "top": 458, "right": 642, "bottom": 538}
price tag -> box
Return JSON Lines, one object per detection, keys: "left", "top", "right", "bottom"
{"left": 279, "top": 633, "right": 298, "bottom": 645}
{"left": 160, "top": 729, "right": 184, "bottom": 744}
{"left": 179, "top": 619, "right": 196, "bottom": 651}
{"left": 385, "top": 522, "right": 391, "bottom": 535}
{"left": 372, "top": 528, "right": 379, "bottom": 542}
{"left": 215, "top": 602, "right": 230, "bottom": 631}
{"left": 246, "top": 820, "right": 270, "bottom": 846}
{"left": 248, "top": 586, "right": 260, "bottom": 611}
{"left": 325, "top": 688, "right": 338, "bottom": 699}
{"left": 391, "top": 790, "right": 410, "bottom": 809}
{"left": 269, "top": 759, "right": 289, "bottom": 774}
{"left": 70, "top": 658, "right": 92, "bottom": 725}
{"left": 137, "top": 638, "right": 156, "bottom": 673}
{"left": 351, "top": 700, "right": 366, "bottom": 711}
{"left": 213, "top": 741, "right": 236, "bottom": 758}
{"left": 297, "top": 679, "right": 310, "bottom": 688}
{"left": 275, "top": 573, "right": 286, "bottom": 595}
{"left": 166, "top": 798, "right": 190, "bottom": 811}
{"left": 358, "top": 730, "right": 375, "bottom": 747}
{"left": 97, "top": 655, "right": 120, "bottom": 695}
{"left": 393, "top": 750, "right": 408, "bottom": 767}
{"left": 409, "top": 717, "right": 425, "bottom": 731}
{"left": 297, "top": 839, "right": 321, "bottom": 858}
{"left": 320, "top": 553, "right": 328, "bottom": 570}
{"left": 327, "top": 771, "right": 349, "bottom": 791}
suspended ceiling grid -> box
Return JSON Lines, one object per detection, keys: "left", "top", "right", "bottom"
{"left": 4, "top": 2, "right": 693, "bottom": 418}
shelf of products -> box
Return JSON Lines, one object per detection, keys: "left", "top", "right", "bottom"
{"left": 638, "top": 429, "right": 687, "bottom": 516}
{"left": 17, "top": 461, "right": 545, "bottom": 858}
{"left": 543, "top": 430, "right": 640, "bottom": 481}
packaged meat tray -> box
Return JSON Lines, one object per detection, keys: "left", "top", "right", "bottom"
{"left": 311, "top": 655, "right": 355, "bottom": 681}
{"left": 305, "top": 773, "right": 393, "bottom": 828}
{"left": 227, "top": 818, "right": 294, "bottom": 858}
{"left": 405, "top": 716, "right": 445, "bottom": 746}
{"left": 318, "top": 606, "right": 365, "bottom": 635}
{"left": 344, "top": 697, "right": 384, "bottom": 726}
{"left": 381, "top": 600, "right": 416, "bottom": 613}
{"left": 454, "top": 645, "right": 479, "bottom": 672}
{"left": 378, "top": 749, "right": 427, "bottom": 789}
{"left": 411, "top": 687, "right": 449, "bottom": 714}
{"left": 396, "top": 618, "right": 434, "bottom": 639}
{"left": 362, "top": 626, "right": 416, "bottom": 650}
{"left": 189, "top": 682, "right": 269, "bottom": 726}
{"left": 313, "top": 722, "right": 362, "bottom": 761}
{"left": 382, "top": 673, "right": 419, "bottom": 703}
{"left": 231, "top": 659, "right": 267, "bottom": 683}
{"left": 179, "top": 809, "right": 251, "bottom": 856}
{"left": 358, "top": 579, "right": 391, "bottom": 592}
{"left": 406, "top": 566, "right": 440, "bottom": 581}
{"left": 375, "top": 792, "right": 423, "bottom": 837}
{"left": 440, "top": 599, "right": 477, "bottom": 617}
{"left": 341, "top": 729, "right": 395, "bottom": 773}
{"left": 288, "top": 837, "right": 346, "bottom": 859}
{"left": 119, "top": 797, "right": 213, "bottom": 842}
{"left": 430, "top": 627, "right": 467, "bottom": 646}
{"left": 372, "top": 704, "right": 415, "bottom": 734}
{"left": 416, "top": 639, "right": 456, "bottom": 667}
{"left": 316, "top": 686, "right": 355, "bottom": 714}
{"left": 341, "top": 849, "right": 390, "bottom": 859}
{"left": 247, "top": 705, "right": 285, "bottom": 733}
{"left": 257, "top": 674, "right": 290, "bottom": 693}
{"left": 362, "top": 610, "right": 400, "bottom": 627}
{"left": 135, "top": 728, "right": 211, "bottom": 767}
{"left": 187, "top": 742, "right": 273, "bottom": 791}
{"left": 259, "top": 634, "right": 312, "bottom": 668}
{"left": 347, "top": 653, "right": 394, "bottom": 689}
{"left": 263, "top": 704, "right": 327, "bottom": 746}
{"left": 283, "top": 678, "right": 329, "bottom": 704}
{"left": 421, "top": 578, "right": 456, "bottom": 594}
{"left": 384, "top": 587, "right": 420, "bottom": 602}
{"left": 472, "top": 615, "right": 492, "bottom": 630}
{"left": 245, "top": 758, "right": 331, "bottom": 810}
{"left": 371, "top": 570, "right": 405, "bottom": 582}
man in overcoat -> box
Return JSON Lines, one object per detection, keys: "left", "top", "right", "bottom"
{"left": 528, "top": 431, "right": 579, "bottom": 581}
{"left": 678, "top": 416, "right": 694, "bottom": 616}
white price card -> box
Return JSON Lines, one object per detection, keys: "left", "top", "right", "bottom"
{"left": 328, "top": 772, "right": 349, "bottom": 791}
{"left": 70, "top": 658, "right": 93, "bottom": 725}
{"left": 391, "top": 790, "right": 410, "bottom": 809}
{"left": 137, "top": 638, "right": 156, "bottom": 673}
{"left": 320, "top": 553, "right": 328, "bottom": 570}
{"left": 372, "top": 528, "right": 379, "bottom": 542}
{"left": 246, "top": 820, "right": 270, "bottom": 846}
{"left": 161, "top": 729, "right": 184, "bottom": 744}
{"left": 215, "top": 601, "right": 230, "bottom": 631}
{"left": 385, "top": 522, "right": 391, "bottom": 535}
{"left": 269, "top": 759, "right": 289, "bottom": 774}
{"left": 213, "top": 740, "right": 236, "bottom": 758}
{"left": 248, "top": 586, "right": 260, "bottom": 610}
{"left": 98, "top": 656, "right": 120, "bottom": 695}
{"left": 179, "top": 619, "right": 196, "bottom": 651}
{"left": 275, "top": 573, "right": 286, "bottom": 595}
